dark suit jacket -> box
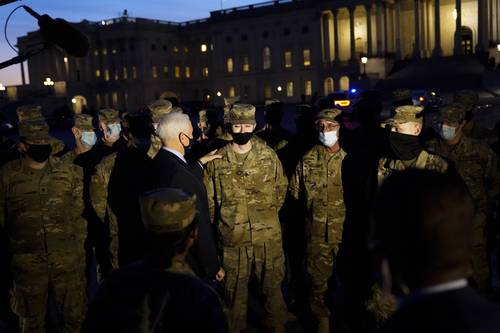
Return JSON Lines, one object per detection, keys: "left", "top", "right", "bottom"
{"left": 379, "top": 286, "right": 500, "bottom": 333}
{"left": 151, "top": 149, "right": 220, "bottom": 279}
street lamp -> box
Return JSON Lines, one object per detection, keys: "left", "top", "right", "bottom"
{"left": 277, "top": 85, "right": 283, "bottom": 92}
{"left": 43, "top": 77, "right": 54, "bottom": 86}
{"left": 497, "top": 43, "right": 500, "bottom": 52}
{"left": 361, "top": 56, "right": 368, "bottom": 76}
{"left": 71, "top": 98, "right": 77, "bottom": 104}
{"left": 216, "top": 91, "right": 222, "bottom": 97}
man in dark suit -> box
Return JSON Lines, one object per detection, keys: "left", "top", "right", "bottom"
{"left": 373, "top": 169, "right": 500, "bottom": 333}
{"left": 151, "top": 111, "right": 224, "bottom": 283}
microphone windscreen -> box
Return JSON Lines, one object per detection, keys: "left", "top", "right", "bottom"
{"left": 38, "top": 15, "right": 90, "bottom": 58}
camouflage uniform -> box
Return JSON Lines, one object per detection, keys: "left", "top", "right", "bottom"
{"left": 370, "top": 106, "right": 448, "bottom": 322}
{"left": 288, "top": 110, "right": 346, "bottom": 322}
{"left": 205, "top": 104, "right": 288, "bottom": 331}
{"left": 427, "top": 104, "right": 500, "bottom": 291}
{"left": 147, "top": 100, "right": 173, "bottom": 158}
{"left": 0, "top": 120, "right": 86, "bottom": 332}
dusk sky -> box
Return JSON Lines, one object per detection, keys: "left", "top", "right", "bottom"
{"left": 0, "top": 0, "right": 259, "bottom": 86}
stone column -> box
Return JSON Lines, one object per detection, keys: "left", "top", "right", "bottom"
{"left": 333, "top": 9, "right": 340, "bottom": 62}
{"left": 395, "top": 0, "right": 402, "bottom": 59}
{"left": 349, "top": 6, "right": 357, "bottom": 61}
{"left": 322, "top": 13, "right": 331, "bottom": 62}
{"left": 414, "top": 0, "right": 421, "bottom": 58}
{"left": 453, "top": 0, "right": 462, "bottom": 55}
{"left": 365, "top": 4, "right": 373, "bottom": 57}
{"left": 432, "top": 0, "right": 442, "bottom": 56}
{"left": 476, "top": 0, "right": 488, "bottom": 53}
{"left": 383, "top": 2, "right": 389, "bottom": 55}
{"left": 376, "top": 0, "right": 383, "bottom": 56}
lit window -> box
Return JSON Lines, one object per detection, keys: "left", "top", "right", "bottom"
{"left": 243, "top": 56, "right": 250, "bottom": 72}
{"left": 112, "top": 92, "right": 118, "bottom": 108}
{"left": 173, "top": 46, "right": 179, "bottom": 53}
{"left": 264, "top": 85, "right": 272, "bottom": 99}
{"left": 203, "top": 67, "right": 209, "bottom": 77}
{"left": 184, "top": 47, "right": 189, "bottom": 53}
{"left": 152, "top": 65, "right": 158, "bottom": 79}
{"left": 303, "top": 49, "right": 311, "bottom": 67}
{"left": 104, "top": 69, "right": 110, "bottom": 81}
{"left": 286, "top": 81, "right": 294, "bottom": 97}
{"left": 94, "top": 50, "right": 99, "bottom": 56}
{"left": 185, "top": 66, "right": 191, "bottom": 78}
{"left": 132, "top": 66, "right": 137, "bottom": 79}
{"left": 112, "top": 49, "right": 117, "bottom": 54}
{"left": 284, "top": 51, "right": 293, "bottom": 68}
{"left": 95, "top": 69, "right": 101, "bottom": 78}
{"left": 175, "top": 66, "right": 181, "bottom": 78}
{"left": 229, "top": 87, "right": 236, "bottom": 97}
{"left": 124, "top": 92, "right": 128, "bottom": 107}
{"left": 114, "top": 70, "right": 119, "bottom": 81}
{"left": 96, "top": 94, "right": 101, "bottom": 107}
{"left": 324, "top": 77, "right": 334, "bottom": 95}
{"left": 263, "top": 47, "right": 271, "bottom": 70}
{"left": 103, "top": 48, "right": 108, "bottom": 55}
{"left": 227, "top": 57, "right": 234, "bottom": 73}
{"left": 201, "top": 44, "right": 208, "bottom": 52}
{"left": 163, "top": 66, "right": 168, "bottom": 78}
{"left": 305, "top": 80, "right": 312, "bottom": 96}
{"left": 123, "top": 67, "right": 128, "bottom": 80}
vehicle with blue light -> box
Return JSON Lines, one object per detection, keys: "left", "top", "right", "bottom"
{"left": 326, "top": 89, "right": 360, "bottom": 111}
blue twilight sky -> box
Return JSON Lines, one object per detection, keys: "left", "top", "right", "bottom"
{"left": 0, "top": 0, "right": 259, "bottom": 85}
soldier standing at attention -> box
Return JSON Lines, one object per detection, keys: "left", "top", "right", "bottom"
{"left": 368, "top": 105, "right": 449, "bottom": 323}
{"left": 205, "top": 104, "right": 288, "bottom": 332}
{"left": 289, "top": 109, "right": 346, "bottom": 333}
{"left": 427, "top": 103, "right": 500, "bottom": 292}
{"left": 0, "top": 119, "right": 86, "bottom": 332}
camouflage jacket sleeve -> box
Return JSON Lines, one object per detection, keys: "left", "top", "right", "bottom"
{"left": 204, "top": 160, "right": 217, "bottom": 224}
{"left": 288, "top": 159, "right": 302, "bottom": 201}
{"left": 90, "top": 154, "right": 115, "bottom": 222}
{"left": 273, "top": 152, "right": 288, "bottom": 208}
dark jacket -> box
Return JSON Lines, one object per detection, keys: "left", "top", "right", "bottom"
{"left": 379, "top": 286, "right": 500, "bottom": 333}
{"left": 151, "top": 149, "right": 220, "bottom": 279}
{"left": 83, "top": 261, "right": 227, "bottom": 333}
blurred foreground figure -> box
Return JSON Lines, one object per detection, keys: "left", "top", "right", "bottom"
{"left": 83, "top": 188, "right": 227, "bottom": 333}
{"left": 373, "top": 170, "right": 500, "bottom": 333}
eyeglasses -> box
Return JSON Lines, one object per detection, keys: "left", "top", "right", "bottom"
{"left": 316, "top": 122, "right": 340, "bottom": 131}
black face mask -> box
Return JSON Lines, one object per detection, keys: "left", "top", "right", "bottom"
{"left": 26, "top": 144, "right": 52, "bottom": 163}
{"left": 232, "top": 132, "right": 253, "bottom": 145}
{"left": 389, "top": 132, "right": 422, "bottom": 160}
{"left": 179, "top": 133, "right": 194, "bottom": 154}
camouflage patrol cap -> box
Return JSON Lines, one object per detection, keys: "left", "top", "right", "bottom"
{"left": 198, "top": 110, "right": 207, "bottom": 123}
{"left": 148, "top": 99, "right": 173, "bottom": 123}
{"left": 316, "top": 108, "right": 341, "bottom": 123}
{"left": 440, "top": 103, "right": 467, "bottom": 123}
{"left": 16, "top": 105, "right": 43, "bottom": 121}
{"left": 392, "top": 89, "right": 412, "bottom": 102}
{"left": 384, "top": 105, "right": 424, "bottom": 126}
{"left": 453, "top": 90, "right": 479, "bottom": 107}
{"left": 18, "top": 119, "right": 51, "bottom": 144}
{"left": 224, "top": 96, "right": 240, "bottom": 107}
{"left": 229, "top": 104, "right": 256, "bottom": 125}
{"left": 74, "top": 114, "right": 94, "bottom": 131}
{"left": 98, "top": 108, "right": 120, "bottom": 124}
{"left": 139, "top": 188, "right": 197, "bottom": 233}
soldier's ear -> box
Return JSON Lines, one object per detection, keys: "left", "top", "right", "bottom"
{"left": 18, "top": 141, "right": 28, "bottom": 152}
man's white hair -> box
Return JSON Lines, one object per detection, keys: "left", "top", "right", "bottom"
{"left": 156, "top": 111, "right": 191, "bottom": 141}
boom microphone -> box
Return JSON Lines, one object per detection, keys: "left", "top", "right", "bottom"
{"left": 22, "top": 6, "right": 90, "bottom": 58}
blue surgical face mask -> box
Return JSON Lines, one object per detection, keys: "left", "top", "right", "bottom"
{"left": 107, "top": 123, "right": 121, "bottom": 139}
{"left": 80, "top": 131, "right": 97, "bottom": 147}
{"left": 440, "top": 124, "right": 456, "bottom": 141}
{"left": 318, "top": 131, "right": 338, "bottom": 147}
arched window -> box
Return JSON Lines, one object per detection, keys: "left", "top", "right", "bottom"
{"left": 340, "top": 76, "right": 349, "bottom": 91}
{"left": 324, "top": 77, "right": 334, "bottom": 95}
{"left": 263, "top": 47, "right": 271, "bottom": 70}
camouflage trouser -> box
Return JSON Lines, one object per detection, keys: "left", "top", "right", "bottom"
{"left": 306, "top": 242, "right": 339, "bottom": 320}
{"left": 469, "top": 212, "right": 490, "bottom": 291}
{"left": 365, "top": 283, "right": 397, "bottom": 324}
{"left": 223, "top": 241, "right": 287, "bottom": 332}
{"left": 10, "top": 253, "right": 86, "bottom": 333}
